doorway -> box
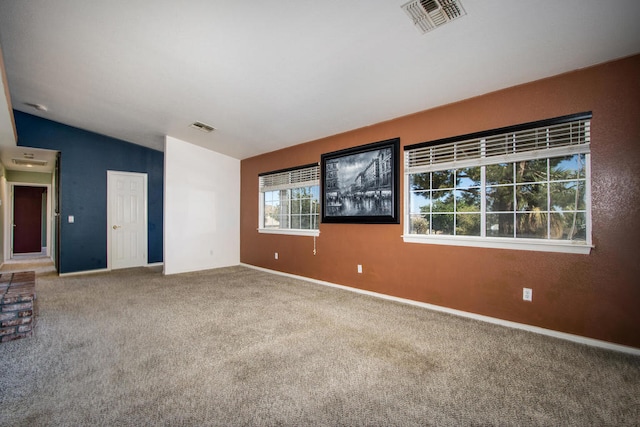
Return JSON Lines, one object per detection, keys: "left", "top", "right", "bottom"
{"left": 1, "top": 183, "right": 55, "bottom": 275}
{"left": 12, "top": 185, "right": 49, "bottom": 257}
{"left": 1, "top": 147, "right": 59, "bottom": 274}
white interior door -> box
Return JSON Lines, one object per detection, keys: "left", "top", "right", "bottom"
{"left": 108, "top": 171, "right": 148, "bottom": 269}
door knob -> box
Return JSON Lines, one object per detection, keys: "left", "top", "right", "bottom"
{"left": 113, "top": 225, "right": 121, "bottom": 230}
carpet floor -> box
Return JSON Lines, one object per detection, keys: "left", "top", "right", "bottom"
{"left": 1, "top": 265, "right": 638, "bottom": 426}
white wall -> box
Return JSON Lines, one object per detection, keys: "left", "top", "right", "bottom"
{"left": 163, "top": 136, "right": 240, "bottom": 275}
{"left": 0, "top": 41, "right": 17, "bottom": 148}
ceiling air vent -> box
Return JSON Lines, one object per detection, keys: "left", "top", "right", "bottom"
{"left": 190, "top": 121, "right": 216, "bottom": 133}
{"left": 401, "top": 0, "right": 466, "bottom": 34}
{"left": 12, "top": 158, "right": 48, "bottom": 167}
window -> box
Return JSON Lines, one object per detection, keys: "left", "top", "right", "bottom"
{"left": 404, "top": 113, "right": 592, "bottom": 254}
{"left": 259, "top": 164, "right": 320, "bottom": 236}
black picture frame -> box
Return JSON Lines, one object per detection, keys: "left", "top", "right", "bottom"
{"left": 321, "top": 138, "right": 400, "bottom": 224}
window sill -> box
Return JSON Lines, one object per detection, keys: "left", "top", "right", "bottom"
{"left": 402, "top": 234, "right": 592, "bottom": 254}
{"left": 258, "top": 228, "right": 320, "bottom": 237}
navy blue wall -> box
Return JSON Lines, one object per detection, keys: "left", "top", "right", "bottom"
{"left": 14, "top": 111, "right": 164, "bottom": 273}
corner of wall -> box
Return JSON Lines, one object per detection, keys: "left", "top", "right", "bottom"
{"left": 163, "top": 136, "right": 240, "bottom": 275}
{"left": 0, "top": 164, "right": 7, "bottom": 263}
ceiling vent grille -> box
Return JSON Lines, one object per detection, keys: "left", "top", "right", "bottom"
{"left": 401, "top": 0, "right": 466, "bottom": 34}
{"left": 12, "top": 158, "right": 48, "bottom": 167}
{"left": 190, "top": 121, "right": 216, "bottom": 133}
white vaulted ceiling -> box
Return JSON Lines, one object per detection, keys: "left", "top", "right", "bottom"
{"left": 0, "top": 0, "right": 639, "bottom": 160}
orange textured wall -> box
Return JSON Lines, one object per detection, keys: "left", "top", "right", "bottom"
{"left": 241, "top": 55, "right": 640, "bottom": 349}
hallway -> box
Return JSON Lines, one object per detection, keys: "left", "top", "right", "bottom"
{"left": 1, "top": 256, "right": 56, "bottom": 275}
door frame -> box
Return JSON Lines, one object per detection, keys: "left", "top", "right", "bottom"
{"left": 6, "top": 183, "right": 52, "bottom": 260}
{"left": 106, "top": 170, "right": 148, "bottom": 270}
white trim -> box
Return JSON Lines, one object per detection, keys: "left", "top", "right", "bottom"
{"left": 403, "top": 152, "right": 593, "bottom": 252}
{"left": 240, "top": 263, "right": 640, "bottom": 356}
{"left": 258, "top": 228, "right": 320, "bottom": 237}
{"left": 585, "top": 152, "right": 593, "bottom": 248}
{"left": 402, "top": 234, "right": 593, "bottom": 254}
{"left": 59, "top": 268, "right": 110, "bottom": 277}
{"left": 145, "top": 262, "right": 164, "bottom": 268}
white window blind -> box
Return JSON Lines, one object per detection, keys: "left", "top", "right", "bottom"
{"left": 406, "top": 117, "right": 590, "bottom": 173}
{"left": 259, "top": 164, "right": 319, "bottom": 192}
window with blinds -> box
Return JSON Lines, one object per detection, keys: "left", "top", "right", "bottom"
{"left": 403, "top": 113, "right": 592, "bottom": 254}
{"left": 259, "top": 164, "right": 319, "bottom": 192}
{"left": 258, "top": 164, "right": 320, "bottom": 235}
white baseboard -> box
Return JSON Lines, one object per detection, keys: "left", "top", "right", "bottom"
{"left": 145, "top": 262, "right": 164, "bottom": 268}
{"left": 59, "top": 268, "right": 110, "bottom": 277}
{"left": 59, "top": 262, "right": 163, "bottom": 277}
{"left": 241, "top": 263, "right": 640, "bottom": 356}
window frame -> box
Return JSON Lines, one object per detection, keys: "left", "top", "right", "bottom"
{"left": 403, "top": 112, "right": 593, "bottom": 254}
{"left": 258, "top": 163, "right": 320, "bottom": 237}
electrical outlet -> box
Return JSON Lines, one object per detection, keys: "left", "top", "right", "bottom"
{"left": 523, "top": 288, "right": 533, "bottom": 301}
{"left": 357, "top": 264, "right": 363, "bottom": 274}
{"left": 274, "top": 252, "right": 278, "bottom": 260}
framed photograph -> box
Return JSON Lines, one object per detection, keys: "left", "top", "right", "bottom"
{"left": 321, "top": 138, "right": 400, "bottom": 224}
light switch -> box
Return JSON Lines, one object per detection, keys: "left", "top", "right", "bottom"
{"left": 68, "top": 215, "right": 74, "bottom": 223}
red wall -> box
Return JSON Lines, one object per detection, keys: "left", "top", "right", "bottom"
{"left": 241, "top": 55, "right": 640, "bottom": 349}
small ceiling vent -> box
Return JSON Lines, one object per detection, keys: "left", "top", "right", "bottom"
{"left": 190, "top": 121, "right": 216, "bottom": 133}
{"left": 401, "top": 0, "right": 466, "bottom": 34}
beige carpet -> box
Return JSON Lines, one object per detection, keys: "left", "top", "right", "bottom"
{"left": 1, "top": 265, "right": 638, "bottom": 426}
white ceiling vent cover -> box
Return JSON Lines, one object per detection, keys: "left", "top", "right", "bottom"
{"left": 190, "top": 121, "right": 216, "bottom": 133}
{"left": 12, "top": 158, "right": 48, "bottom": 167}
{"left": 402, "top": 0, "right": 466, "bottom": 34}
